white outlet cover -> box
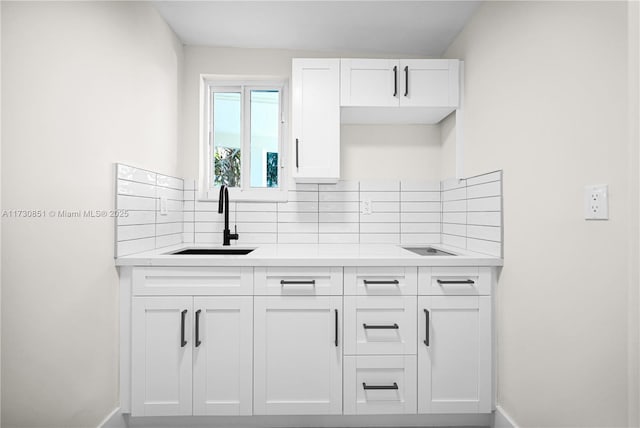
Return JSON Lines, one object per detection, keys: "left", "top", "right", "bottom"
{"left": 361, "top": 199, "right": 372, "bottom": 215}
{"left": 584, "top": 184, "right": 608, "bottom": 220}
{"left": 160, "top": 196, "right": 169, "bottom": 216}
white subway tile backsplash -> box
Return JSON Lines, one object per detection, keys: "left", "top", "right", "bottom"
{"left": 372, "top": 201, "right": 400, "bottom": 212}
{"left": 117, "top": 180, "right": 156, "bottom": 198}
{"left": 195, "top": 211, "right": 221, "bottom": 222}
{"left": 286, "top": 191, "right": 318, "bottom": 202}
{"left": 276, "top": 233, "right": 318, "bottom": 244}
{"left": 400, "top": 191, "right": 441, "bottom": 202}
{"left": 360, "top": 234, "right": 400, "bottom": 244}
{"left": 360, "top": 212, "right": 400, "bottom": 223}
{"left": 466, "top": 171, "right": 502, "bottom": 186}
{"left": 156, "top": 174, "right": 183, "bottom": 190}
{"left": 238, "top": 222, "right": 278, "bottom": 233}
{"left": 467, "top": 225, "right": 501, "bottom": 242}
{"left": 117, "top": 211, "right": 156, "bottom": 226}
{"left": 156, "top": 211, "right": 183, "bottom": 224}
{"left": 442, "top": 200, "right": 466, "bottom": 212}
{"left": 183, "top": 211, "right": 194, "bottom": 222}
{"left": 117, "top": 195, "right": 156, "bottom": 211}
{"left": 442, "top": 234, "right": 466, "bottom": 248}
{"left": 360, "top": 222, "right": 399, "bottom": 234}
{"left": 157, "top": 187, "right": 183, "bottom": 201}
{"left": 442, "top": 212, "right": 466, "bottom": 224}
{"left": 277, "top": 201, "right": 319, "bottom": 212}
{"left": 156, "top": 233, "right": 182, "bottom": 248}
{"left": 401, "top": 223, "right": 440, "bottom": 234}
{"left": 401, "top": 180, "right": 440, "bottom": 192}
{"left": 318, "top": 233, "right": 360, "bottom": 244}
{"left": 118, "top": 224, "right": 155, "bottom": 241}
{"left": 360, "top": 180, "right": 399, "bottom": 192}
{"left": 319, "top": 212, "right": 359, "bottom": 223}
{"left": 184, "top": 201, "right": 195, "bottom": 211}
{"left": 467, "top": 196, "right": 501, "bottom": 212}
{"left": 236, "top": 202, "right": 277, "bottom": 212}
{"left": 237, "top": 233, "right": 278, "bottom": 244}
{"left": 278, "top": 222, "right": 317, "bottom": 234}
{"left": 117, "top": 164, "right": 156, "bottom": 185}
{"left": 182, "top": 232, "right": 194, "bottom": 244}
{"left": 443, "top": 223, "right": 466, "bottom": 237}
{"left": 441, "top": 178, "right": 466, "bottom": 191}
{"left": 319, "top": 191, "right": 358, "bottom": 202}
{"left": 319, "top": 181, "right": 359, "bottom": 192}
{"left": 467, "top": 180, "right": 501, "bottom": 199}
{"left": 400, "top": 233, "right": 440, "bottom": 245}
{"left": 360, "top": 191, "right": 400, "bottom": 202}
{"left": 236, "top": 211, "right": 277, "bottom": 223}
{"left": 401, "top": 212, "right": 441, "bottom": 223}
{"left": 117, "top": 237, "right": 155, "bottom": 257}
{"left": 401, "top": 201, "right": 441, "bottom": 212}
{"left": 195, "top": 222, "right": 225, "bottom": 233}
{"left": 319, "top": 222, "right": 359, "bottom": 234}
{"left": 156, "top": 222, "right": 183, "bottom": 236}
{"left": 278, "top": 212, "right": 319, "bottom": 223}
{"left": 290, "top": 183, "right": 319, "bottom": 192}
{"left": 468, "top": 211, "right": 502, "bottom": 227}
{"left": 319, "top": 202, "right": 359, "bottom": 212}
{"left": 443, "top": 187, "right": 467, "bottom": 201}
{"left": 467, "top": 238, "right": 501, "bottom": 257}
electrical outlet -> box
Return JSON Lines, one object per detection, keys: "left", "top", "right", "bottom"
{"left": 361, "top": 199, "right": 372, "bottom": 215}
{"left": 584, "top": 184, "right": 608, "bottom": 220}
{"left": 160, "top": 196, "right": 168, "bottom": 215}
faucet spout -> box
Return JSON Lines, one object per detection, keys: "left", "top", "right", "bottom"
{"left": 218, "top": 185, "right": 239, "bottom": 246}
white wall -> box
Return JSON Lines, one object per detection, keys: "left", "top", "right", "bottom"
{"left": 444, "top": 2, "right": 631, "bottom": 426}
{"left": 1, "top": 3, "right": 183, "bottom": 427}
{"left": 179, "top": 46, "right": 441, "bottom": 183}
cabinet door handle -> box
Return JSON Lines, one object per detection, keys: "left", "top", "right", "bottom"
{"left": 363, "top": 382, "right": 398, "bottom": 390}
{"left": 195, "top": 309, "right": 202, "bottom": 348}
{"left": 436, "top": 279, "right": 475, "bottom": 285}
{"left": 423, "top": 309, "right": 429, "bottom": 347}
{"left": 363, "top": 279, "right": 399, "bottom": 285}
{"left": 295, "top": 138, "right": 299, "bottom": 169}
{"left": 280, "top": 280, "right": 316, "bottom": 285}
{"left": 335, "top": 309, "right": 339, "bottom": 347}
{"left": 363, "top": 323, "right": 399, "bottom": 330}
{"left": 393, "top": 66, "right": 398, "bottom": 97}
{"left": 180, "top": 309, "right": 188, "bottom": 348}
{"left": 404, "top": 66, "right": 409, "bottom": 96}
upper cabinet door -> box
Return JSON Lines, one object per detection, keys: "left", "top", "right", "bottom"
{"left": 132, "top": 297, "right": 193, "bottom": 417}
{"left": 399, "top": 59, "right": 459, "bottom": 108}
{"left": 292, "top": 58, "right": 340, "bottom": 183}
{"left": 192, "top": 297, "right": 253, "bottom": 416}
{"left": 340, "top": 59, "right": 400, "bottom": 107}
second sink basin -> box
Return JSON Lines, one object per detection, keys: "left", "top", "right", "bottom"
{"left": 170, "top": 248, "right": 255, "bottom": 255}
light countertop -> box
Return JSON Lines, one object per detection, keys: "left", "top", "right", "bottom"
{"left": 115, "top": 243, "right": 503, "bottom": 267}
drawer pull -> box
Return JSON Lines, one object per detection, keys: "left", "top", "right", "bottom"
{"left": 280, "top": 280, "right": 316, "bottom": 285}
{"left": 335, "top": 309, "right": 339, "bottom": 347}
{"left": 436, "top": 279, "right": 475, "bottom": 285}
{"left": 363, "top": 382, "right": 398, "bottom": 390}
{"left": 195, "top": 309, "right": 202, "bottom": 348}
{"left": 363, "top": 323, "right": 399, "bottom": 330}
{"left": 180, "top": 309, "right": 188, "bottom": 348}
{"left": 363, "top": 279, "right": 399, "bottom": 285}
{"left": 424, "top": 309, "right": 429, "bottom": 347}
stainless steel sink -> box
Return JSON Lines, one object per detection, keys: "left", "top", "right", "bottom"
{"left": 170, "top": 248, "right": 255, "bottom": 255}
{"left": 402, "top": 247, "right": 456, "bottom": 256}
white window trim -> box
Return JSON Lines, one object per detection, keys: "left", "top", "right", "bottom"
{"left": 199, "top": 75, "right": 289, "bottom": 202}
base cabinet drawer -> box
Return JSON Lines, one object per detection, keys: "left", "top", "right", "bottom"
{"left": 345, "top": 267, "right": 417, "bottom": 295}
{"left": 418, "top": 267, "right": 491, "bottom": 295}
{"left": 344, "top": 296, "right": 417, "bottom": 355}
{"left": 132, "top": 267, "right": 253, "bottom": 295}
{"left": 344, "top": 355, "right": 417, "bottom": 415}
{"left": 254, "top": 267, "right": 343, "bottom": 295}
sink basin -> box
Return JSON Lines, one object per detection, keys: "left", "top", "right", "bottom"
{"left": 402, "top": 247, "right": 456, "bottom": 256}
{"left": 170, "top": 248, "right": 255, "bottom": 255}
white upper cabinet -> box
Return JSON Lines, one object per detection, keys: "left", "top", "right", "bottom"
{"left": 340, "top": 58, "right": 460, "bottom": 124}
{"left": 291, "top": 58, "right": 341, "bottom": 183}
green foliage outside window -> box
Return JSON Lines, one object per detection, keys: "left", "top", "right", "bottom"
{"left": 214, "top": 147, "right": 241, "bottom": 187}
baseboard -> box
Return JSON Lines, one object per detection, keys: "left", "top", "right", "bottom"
{"left": 98, "top": 407, "right": 127, "bottom": 428}
{"left": 493, "top": 405, "right": 518, "bottom": 428}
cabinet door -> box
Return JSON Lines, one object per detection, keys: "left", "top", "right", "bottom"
{"left": 417, "top": 296, "right": 491, "bottom": 414}
{"left": 291, "top": 58, "right": 340, "bottom": 183}
{"left": 399, "top": 59, "right": 459, "bottom": 108}
{"left": 193, "top": 297, "right": 253, "bottom": 416}
{"left": 254, "top": 296, "right": 342, "bottom": 415}
{"left": 340, "top": 59, "right": 400, "bottom": 107}
{"left": 132, "top": 297, "right": 192, "bottom": 416}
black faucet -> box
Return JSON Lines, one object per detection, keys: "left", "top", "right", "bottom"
{"left": 218, "top": 184, "right": 239, "bottom": 246}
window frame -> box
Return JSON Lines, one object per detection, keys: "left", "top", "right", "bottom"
{"left": 199, "top": 75, "right": 289, "bottom": 202}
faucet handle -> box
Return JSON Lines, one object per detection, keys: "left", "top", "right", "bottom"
{"left": 231, "top": 224, "right": 239, "bottom": 241}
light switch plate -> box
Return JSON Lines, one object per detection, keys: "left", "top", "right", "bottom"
{"left": 159, "top": 196, "right": 168, "bottom": 216}
{"left": 584, "top": 184, "right": 608, "bottom": 220}
{"left": 361, "top": 199, "right": 372, "bottom": 215}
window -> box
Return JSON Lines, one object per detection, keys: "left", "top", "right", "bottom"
{"left": 201, "top": 77, "right": 287, "bottom": 201}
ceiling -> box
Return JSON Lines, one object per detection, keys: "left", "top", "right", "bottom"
{"left": 153, "top": 1, "right": 481, "bottom": 57}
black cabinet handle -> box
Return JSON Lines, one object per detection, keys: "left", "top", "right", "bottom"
{"left": 363, "top": 382, "right": 398, "bottom": 390}
{"left": 424, "top": 309, "right": 429, "bottom": 347}
{"left": 180, "top": 309, "right": 187, "bottom": 348}
{"left": 393, "top": 66, "right": 398, "bottom": 97}
{"left": 195, "top": 309, "right": 202, "bottom": 348}
{"left": 295, "top": 138, "right": 299, "bottom": 169}
{"left": 363, "top": 279, "right": 399, "bottom": 285}
{"left": 437, "top": 279, "right": 475, "bottom": 285}
{"left": 363, "top": 323, "right": 399, "bottom": 330}
{"left": 280, "top": 280, "right": 316, "bottom": 285}
{"left": 404, "top": 66, "right": 409, "bottom": 96}
{"left": 335, "top": 309, "right": 339, "bottom": 347}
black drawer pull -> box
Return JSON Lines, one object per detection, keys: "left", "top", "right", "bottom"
{"left": 280, "top": 280, "right": 316, "bottom": 285}
{"left": 363, "top": 323, "right": 399, "bottom": 330}
{"left": 295, "top": 138, "right": 299, "bottom": 169}
{"left": 363, "top": 382, "right": 398, "bottom": 390}
{"left": 180, "top": 309, "right": 188, "bottom": 348}
{"left": 393, "top": 65, "right": 398, "bottom": 97}
{"left": 335, "top": 309, "right": 339, "bottom": 347}
{"left": 404, "top": 66, "right": 409, "bottom": 97}
{"left": 363, "top": 280, "right": 399, "bottom": 285}
{"left": 437, "top": 279, "right": 475, "bottom": 285}
{"left": 424, "top": 309, "right": 429, "bottom": 347}
{"left": 195, "top": 309, "right": 202, "bottom": 348}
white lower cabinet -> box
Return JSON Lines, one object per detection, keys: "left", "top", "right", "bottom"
{"left": 417, "top": 296, "right": 492, "bottom": 414}
{"left": 344, "top": 355, "right": 417, "bottom": 415}
{"left": 131, "top": 296, "right": 253, "bottom": 417}
{"left": 253, "top": 296, "right": 343, "bottom": 415}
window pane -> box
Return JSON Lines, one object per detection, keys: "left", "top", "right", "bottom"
{"left": 212, "top": 92, "right": 241, "bottom": 187}
{"left": 250, "top": 90, "right": 280, "bottom": 188}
